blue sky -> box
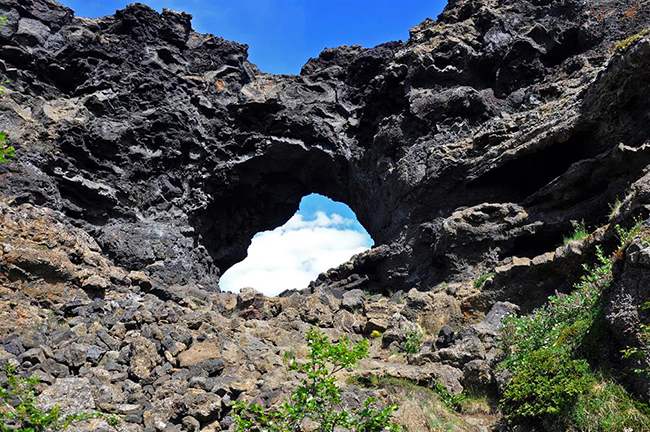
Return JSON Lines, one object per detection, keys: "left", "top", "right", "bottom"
{"left": 58, "top": 0, "right": 448, "bottom": 293}
{"left": 58, "top": 0, "right": 446, "bottom": 75}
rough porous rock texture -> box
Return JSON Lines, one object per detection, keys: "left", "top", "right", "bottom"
{"left": 3, "top": 0, "right": 650, "bottom": 430}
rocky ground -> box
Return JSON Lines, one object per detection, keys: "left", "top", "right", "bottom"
{"left": 2, "top": 0, "right": 650, "bottom": 430}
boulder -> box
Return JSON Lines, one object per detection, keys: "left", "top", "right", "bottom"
{"left": 178, "top": 343, "right": 222, "bottom": 368}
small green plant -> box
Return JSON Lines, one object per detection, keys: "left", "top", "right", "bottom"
{"left": 430, "top": 381, "right": 467, "bottom": 412}
{"left": 622, "top": 301, "right": 650, "bottom": 375}
{"left": 402, "top": 330, "right": 422, "bottom": 354}
{"left": 0, "top": 133, "right": 15, "bottom": 163}
{"left": 613, "top": 27, "right": 650, "bottom": 53}
{"left": 615, "top": 218, "right": 648, "bottom": 252}
{"left": 473, "top": 272, "right": 495, "bottom": 288}
{"left": 0, "top": 363, "right": 120, "bottom": 431}
{"left": 234, "top": 327, "right": 403, "bottom": 432}
{"left": 369, "top": 330, "right": 382, "bottom": 339}
{"left": 562, "top": 220, "right": 589, "bottom": 245}
{"left": 608, "top": 198, "right": 623, "bottom": 221}
{"left": 0, "top": 78, "right": 8, "bottom": 97}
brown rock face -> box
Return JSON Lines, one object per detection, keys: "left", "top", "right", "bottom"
{"left": 178, "top": 343, "right": 222, "bottom": 367}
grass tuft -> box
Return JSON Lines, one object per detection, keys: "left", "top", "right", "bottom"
{"left": 473, "top": 272, "right": 495, "bottom": 288}
{"left": 562, "top": 220, "right": 589, "bottom": 245}
{"left": 608, "top": 198, "right": 623, "bottom": 221}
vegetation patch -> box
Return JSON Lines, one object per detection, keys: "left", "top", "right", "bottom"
{"left": 562, "top": 220, "right": 589, "bottom": 245}
{"left": 473, "top": 272, "right": 495, "bottom": 288}
{"left": 499, "top": 222, "right": 650, "bottom": 430}
{"left": 402, "top": 330, "right": 423, "bottom": 354}
{"left": 349, "top": 376, "right": 493, "bottom": 432}
{"left": 613, "top": 27, "right": 650, "bottom": 53}
{"left": 234, "top": 328, "right": 402, "bottom": 431}
{"left": 0, "top": 364, "right": 120, "bottom": 432}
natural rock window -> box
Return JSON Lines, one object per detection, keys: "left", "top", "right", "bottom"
{"left": 219, "top": 194, "right": 374, "bottom": 296}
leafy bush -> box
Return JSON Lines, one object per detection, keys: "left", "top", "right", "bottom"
{"left": 0, "top": 364, "right": 120, "bottom": 432}
{"left": 402, "top": 330, "right": 422, "bottom": 354}
{"left": 501, "top": 348, "right": 591, "bottom": 421}
{"left": 234, "top": 327, "right": 402, "bottom": 432}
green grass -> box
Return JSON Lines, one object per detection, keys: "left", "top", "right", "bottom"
{"left": 557, "top": 377, "right": 650, "bottom": 432}
{"left": 562, "top": 220, "right": 589, "bottom": 245}
{"left": 613, "top": 28, "right": 650, "bottom": 53}
{"left": 473, "top": 272, "right": 495, "bottom": 288}
{"left": 348, "top": 376, "right": 493, "bottom": 432}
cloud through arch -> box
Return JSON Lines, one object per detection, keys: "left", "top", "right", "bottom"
{"left": 219, "top": 195, "right": 373, "bottom": 296}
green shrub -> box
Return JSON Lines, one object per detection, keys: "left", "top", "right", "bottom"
{"left": 369, "top": 330, "right": 383, "bottom": 339}
{"left": 402, "top": 330, "right": 422, "bottom": 354}
{"left": 473, "top": 272, "right": 495, "bottom": 288}
{"left": 234, "top": 327, "right": 403, "bottom": 432}
{"left": 0, "top": 364, "right": 120, "bottom": 432}
{"left": 501, "top": 348, "right": 591, "bottom": 421}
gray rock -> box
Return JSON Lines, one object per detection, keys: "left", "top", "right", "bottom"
{"left": 342, "top": 289, "right": 366, "bottom": 312}
{"left": 38, "top": 377, "right": 96, "bottom": 415}
{"left": 438, "top": 336, "right": 486, "bottom": 368}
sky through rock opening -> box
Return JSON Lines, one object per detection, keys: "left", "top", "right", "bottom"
{"left": 219, "top": 194, "right": 374, "bottom": 296}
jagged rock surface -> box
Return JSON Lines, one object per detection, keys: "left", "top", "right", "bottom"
{"left": 2, "top": 0, "right": 650, "bottom": 430}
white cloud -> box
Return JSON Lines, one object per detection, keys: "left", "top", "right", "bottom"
{"left": 219, "top": 211, "right": 372, "bottom": 296}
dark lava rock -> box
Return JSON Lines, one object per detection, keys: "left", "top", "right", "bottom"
{"left": 2, "top": 0, "right": 649, "bottom": 303}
